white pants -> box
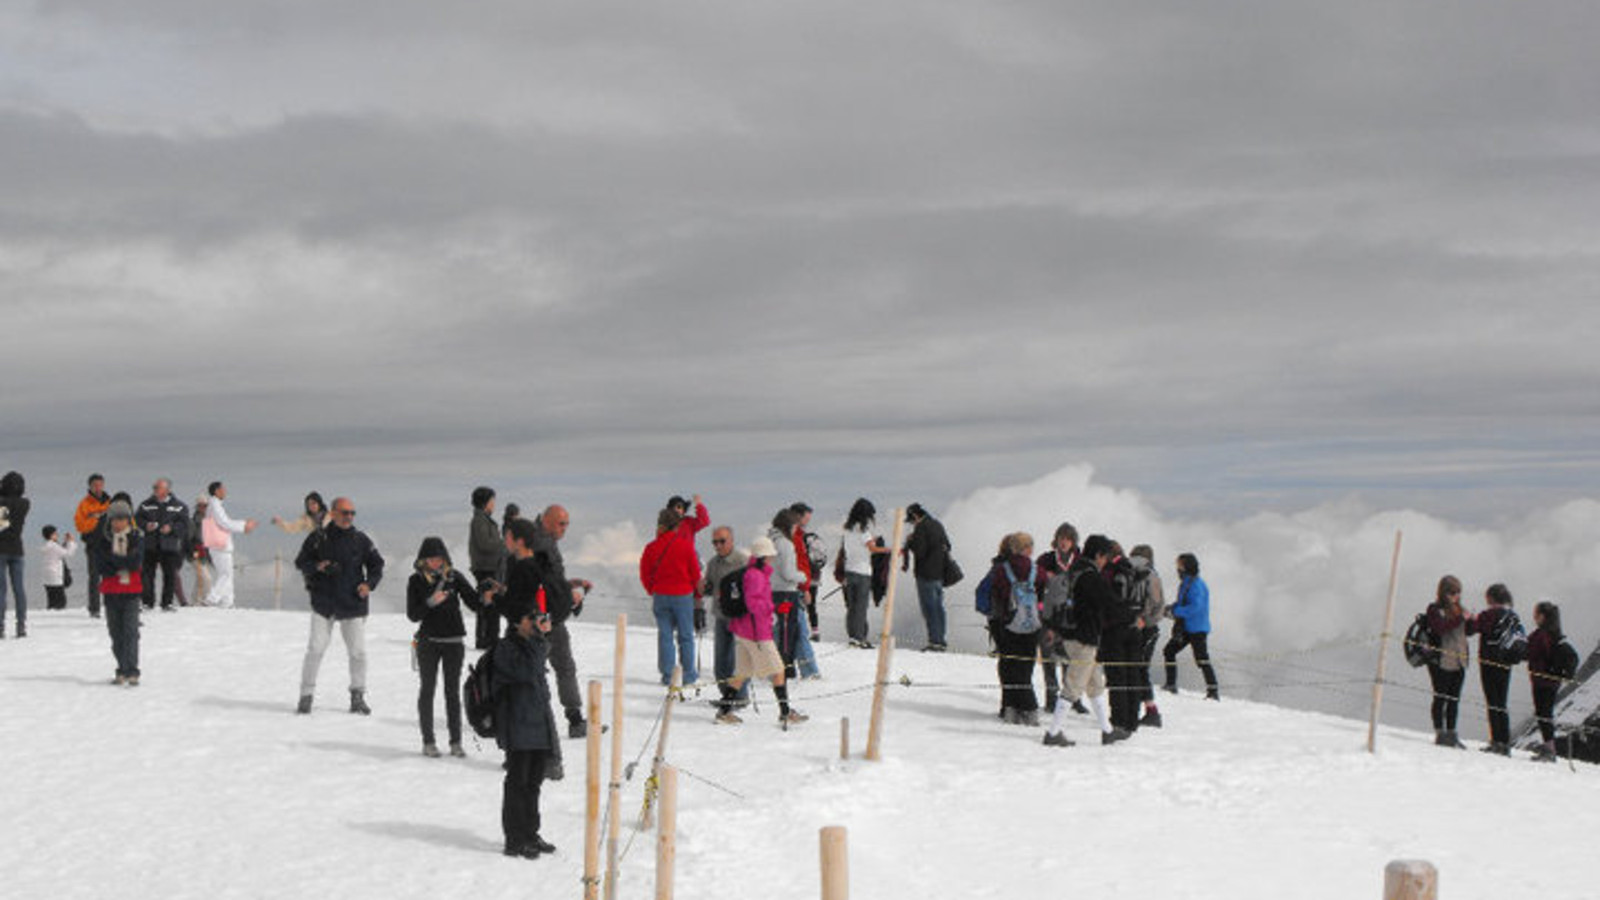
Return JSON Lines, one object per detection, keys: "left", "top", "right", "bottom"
{"left": 203, "top": 549, "right": 235, "bottom": 608}
{"left": 300, "top": 613, "right": 367, "bottom": 696}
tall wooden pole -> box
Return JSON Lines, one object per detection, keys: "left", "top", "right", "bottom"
{"left": 273, "top": 553, "right": 284, "bottom": 610}
{"left": 641, "top": 665, "right": 681, "bottom": 829}
{"left": 865, "top": 510, "right": 908, "bottom": 762}
{"left": 654, "top": 765, "right": 678, "bottom": 900}
{"left": 604, "top": 615, "right": 627, "bottom": 900}
{"left": 1383, "top": 860, "right": 1437, "bottom": 900}
{"left": 1367, "top": 530, "right": 1404, "bottom": 754}
{"left": 584, "top": 680, "right": 603, "bottom": 900}
{"left": 820, "top": 826, "right": 849, "bottom": 900}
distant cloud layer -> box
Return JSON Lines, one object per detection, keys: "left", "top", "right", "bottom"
{"left": 3, "top": 0, "right": 1599, "bottom": 538}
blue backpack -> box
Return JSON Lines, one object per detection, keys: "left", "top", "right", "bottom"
{"left": 1003, "top": 562, "right": 1042, "bottom": 635}
{"left": 974, "top": 571, "right": 997, "bottom": 616}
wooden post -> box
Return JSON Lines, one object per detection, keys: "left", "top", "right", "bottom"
{"left": 604, "top": 615, "right": 627, "bottom": 900}
{"left": 654, "top": 765, "right": 678, "bottom": 900}
{"left": 839, "top": 717, "right": 850, "bottom": 760}
{"left": 820, "top": 826, "right": 849, "bottom": 900}
{"left": 641, "top": 665, "right": 681, "bottom": 829}
{"left": 865, "top": 509, "right": 907, "bottom": 762}
{"left": 1367, "top": 530, "right": 1404, "bottom": 754}
{"left": 273, "top": 553, "right": 283, "bottom": 610}
{"left": 584, "top": 680, "right": 603, "bottom": 900}
{"left": 1383, "top": 860, "right": 1437, "bottom": 900}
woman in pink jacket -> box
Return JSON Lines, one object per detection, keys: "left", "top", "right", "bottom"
{"left": 640, "top": 505, "right": 705, "bottom": 686}
{"left": 715, "top": 536, "right": 807, "bottom": 727}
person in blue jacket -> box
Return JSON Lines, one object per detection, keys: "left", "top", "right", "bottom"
{"left": 1162, "top": 552, "right": 1219, "bottom": 700}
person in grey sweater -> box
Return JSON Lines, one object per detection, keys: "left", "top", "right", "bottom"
{"left": 700, "top": 526, "right": 750, "bottom": 703}
{"left": 467, "top": 486, "right": 506, "bottom": 649}
{"left": 767, "top": 508, "right": 818, "bottom": 679}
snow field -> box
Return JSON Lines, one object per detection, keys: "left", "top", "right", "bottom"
{"left": 1, "top": 603, "right": 1594, "bottom": 900}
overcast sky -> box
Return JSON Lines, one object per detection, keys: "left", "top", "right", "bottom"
{"left": 3, "top": 0, "right": 1599, "bottom": 551}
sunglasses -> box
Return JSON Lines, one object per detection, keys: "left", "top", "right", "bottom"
{"left": 335, "top": 509, "right": 357, "bottom": 517}
{"left": 712, "top": 538, "right": 730, "bottom": 545}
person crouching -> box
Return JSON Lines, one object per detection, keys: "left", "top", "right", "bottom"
{"left": 496, "top": 604, "right": 561, "bottom": 859}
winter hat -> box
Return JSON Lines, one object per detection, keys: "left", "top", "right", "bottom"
{"left": 905, "top": 503, "right": 926, "bottom": 522}
{"left": 415, "top": 536, "right": 451, "bottom": 567}
{"left": 666, "top": 495, "right": 689, "bottom": 513}
{"left": 749, "top": 536, "right": 778, "bottom": 559}
{"left": 106, "top": 500, "right": 135, "bottom": 522}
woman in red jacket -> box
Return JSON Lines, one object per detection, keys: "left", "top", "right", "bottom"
{"left": 640, "top": 506, "right": 705, "bottom": 686}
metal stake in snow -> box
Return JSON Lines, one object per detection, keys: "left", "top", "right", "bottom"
{"left": 604, "top": 615, "right": 627, "bottom": 900}
{"left": 865, "top": 509, "right": 908, "bottom": 762}
{"left": 1367, "top": 530, "right": 1404, "bottom": 754}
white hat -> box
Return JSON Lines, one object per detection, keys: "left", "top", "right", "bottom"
{"left": 749, "top": 536, "right": 778, "bottom": 559}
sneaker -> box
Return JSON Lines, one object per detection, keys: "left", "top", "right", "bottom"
{"left": 1204, "top": 689, "right": 1220, "bottom": 702}
{"left": 1101, "top": 727, "right": 1132, "bottom": 746}
{"left": 1441, "top": 730, "right": 1466, "bottom": 749}
{"left": 112, "top": 675, "right": 128, "bottom": 686}
{"left": 1531, "top": 744, "right": 1558, "bottom": 763}
{"left": 449, "top": 743, "right": 466, "bottom": 758}
{"left": 1042, "top": 731, "right": 1074, "bottom": 748}
{"left": 810, "top": 631, "right": 821, "bottom": 642}
{"left": 296, "top": 695, "right": 313, "bottom": 715}
{"left": 126, "top": 676, "right": 141, "bottom": 687}
{"left": 1071, "top": 699, "right": 1089, "bottom": 715}
{"left": 423, "top": 743, "right": 441, "bottom": 758}
{"left": 349, "top": 690, "right": 371, "bottom": 715}
{"left": 780, "top": 710, "right": 809, "bottom": 725}
{"left": 1139, "top": 710, "right": 1163, "bottom": 729}
{"left": 714, "top": 710, "right": 743, "bottom": 725}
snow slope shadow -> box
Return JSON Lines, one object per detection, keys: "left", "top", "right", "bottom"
{"left": 304, "top": 739, "right": 422, "bottom": 762}
{"left": 349, "top": 820, "right": 495, "bottom": 854}
{"left": 193, "top": 694, "right": 298, "bottom": 715}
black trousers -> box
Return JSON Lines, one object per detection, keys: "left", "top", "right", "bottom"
{"left": 1101, "top": 624, "right": 1144, "bottom": 730}
{"left": 1427, "top": 665, "right": 1465, "bottom": 731}
{"left": 104, "top": 595, "right": 141, "bottom": 677}
{"left": 990, "top": 623, "right": 1039, "bottom": 713}
{"left": 1137, "top": 626, "right": 1161, "bottom": 704}
{"left": 1532, "top": 681, "right": 1558, "bottom": 744}
{"left": 470, "top": 570, "right": 499, "bottom": 650}
{"left": 1480, "top": 662, "right": 1511, "bottom": 746}
{"left": 46, "top": 585, "right": 68, "bottom": 610}
{"left": 547, "top": 621, "right": 582, "bottom": 722}
{"left": 141, "top": 551, "right": 183, "bottom": 609}
{"left": 774, "top": 594, "right": 802, "bottom": 679}
{"left": 417, "top": 640, "right": 465, "bottom": 745}
{"left": 842, "top": 574, "right": 871, "bottom": 642}
{"left": 84, "top": 540, "right": 102, "bottom": 616}
{"left": 1163, "top": 627, "right": 1219, "bottom": 694}
{"left": 502, "top": 749, "right": 549, "bottom": 850}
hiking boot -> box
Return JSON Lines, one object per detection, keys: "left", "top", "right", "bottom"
{"left": 1001, "top": 708, "right": 1022, "bottom": 725}
{"left": 1071, "top": 699, "right": 1089, "bottom": 715}
{"left": 780, "top": 710, "right": 809, "bottom": 726}
{"left": 1531, "top": 743, "right": 1558, "bottom": 763}
{"left": 296, "top": 695, "right": 313, "bottom": 715}
{"left": 1021, "top": 709, "right": 1041, "bottom": 727}
{"left": 126, "top": 676, "right": 140, "bottom": 687}
{"left": 568, "top": 719, "right": 587, "bottom": 739}
{"left": 350, "top": 690, "right": 371, "bottom": 715}
{"left": 1204, "top": 689, "right": 1220, "bottom": 701}
{"left": 449, "top": 742, "right": 466, "bottom": 758}
{"left": 1101, "top": 727, "right": 1132, "bottom": 746}
{"left": 504, "top": 844, "right": 540, "bottom": 859}
{"left": 1480, "top": 742, "right": 1510, "bottom": 756}
{"left": 423, "top": 743, "right": 441, "bottom": 758}
{"left": 1441, "top": 730, "right": 1466, "bottom": 749}
{"left": 714, "top": 710, "right": 743, "bottom": 725}
{"left": 1139, "top": 710, "right": 1163, "bottom": 729}
{"left": 1042, "top": 731, "right": 1074, "bottom": 748}
{"left": 14, "top": 622, "right": 24, "bottom": 638}
{"left": 810, "top": 630, "right": 821, "bottom": 642}
{"left": 530, "top": 835, "right": 557, "bottom": 855}
{"left": 113, "top": 674, "right": 127, "bottom": 686}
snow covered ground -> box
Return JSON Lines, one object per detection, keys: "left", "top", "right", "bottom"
{"left": 2, "top": 604, "right": 1594, "bottom": 900}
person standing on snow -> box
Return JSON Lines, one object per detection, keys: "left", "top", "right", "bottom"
{"left": 1127, "top": 545, "right": 1167, "bottom": 729}
{"left": 495, "top": 603, "right": 561, "bottom": 860}
{"left": 39, "top": 525, "right": 79, "bottom": 611}
{"left": 839, "top": 498, "right": 890, "bottom": 649}
{"left": 0, "top": 471, "right": 31, "bottom": 638}
{"left": 1526, "top": 600, "right": 1570, "bottom": 763}
{"left": 768, "top": 507, "right": 814, "bottom": 681}
{"left": 1036, "top": 523, "right": 1082, "bottom": 717}
{"left": 1468, "top": 583, "right": 1520, "bottom": 756}
{"left": 1044, "top": 534, "right": 1128, "bottom": 747}
{"left": 714, "top": 536, "right": 807, "bottom": 727}
{"left": 96, "top": 501, "right": 145, "bottom": 684}
{"left": 467, "top": 486, "right": 506, "bottom": 650}
{"left": 701, "top": 525, "right": 750, "bottom": 705}
{"left": 136, "top": 478, "right": 189, "bottom": 612}
{"left": 295, "top": 497, "right": 384, "bottom": 715}
{"left": 1162, "top": 552, "right": 1219, "bottom": 701}
{"left": 528, "top": 505, "right": 597, "bottom": 738}
{"left": 75, "top": 473, "right": 111, "bottom": 619}
{"left": 1424, "top": 575, "right": 1470, "bottom": 749}
{"left": 903, "top": 503, "right": 952, "bottom": 653}
{"left": 407, "top": 536, "right": 489, "bottom": 758}
{"left": 200, "top": 481, "right": 258, "bottom": 608}
{"left": 640, "top": 502, "right": 705, "bottom": 688}
{"left": 986, "top": 532, "right": 1042, "bottom": 726}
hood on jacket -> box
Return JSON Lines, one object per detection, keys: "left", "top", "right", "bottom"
{"left": 415, "top": 535, "right": 452, "bottom": 568}
{"left": 0, "top": 471, "right": 23, "bottom": 498}
{"left": 106, "top": 499, "right": 135, "bottom": 522}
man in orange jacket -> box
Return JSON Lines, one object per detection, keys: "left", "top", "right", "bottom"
{"left": 74, "top": 473, "right": 110, "bottom": 618}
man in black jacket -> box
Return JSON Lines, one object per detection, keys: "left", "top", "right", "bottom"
{"left": 1100, "top": 543, "right": 1146, "bottom": 734}
{"left": 136, "top": 478, "right": 189, "bottom": 612}
{"left": 495, "top": 606, "right": 558, "bottom": 859}
{"left": 903, "top": 503, "right": 951, "bottom": 652}
{"left": 1050, "top": 535, "right": 1131, "bottom": 746}
{"left": 517, "top": 508, "right": 595, "bottom": 738}
{"left": 295, "top": 497, "right": 385, "bottom": 715}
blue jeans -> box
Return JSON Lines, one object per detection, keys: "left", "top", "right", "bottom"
{"left": 713, "top": 616, "right": 748, "bottom": 700}
{"left": 793, "top": 604, "right": 820, "bottom": 678}
{"left": 916, "top": 577, "right": 946, "bottom": 647}
{"left": 652, "top": 594, "right": 698, "bottom": 685}
{"left": 105, "top": 595, "right": 141, "bottom": 676}
{"left": 0, "top": 555, "right": 26, "bottom": 627}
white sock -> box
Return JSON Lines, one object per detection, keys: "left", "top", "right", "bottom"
{"left": 1090, "top": 694, "right": 1113, "bottom": 734}
{"left": 1049, "top": 697, "right": 1069, "bottom": 735}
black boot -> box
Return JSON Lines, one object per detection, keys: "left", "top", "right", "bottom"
{"left": 350, "top": 689, "right": 371, "bottom": 715}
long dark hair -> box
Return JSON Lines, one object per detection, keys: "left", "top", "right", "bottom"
{"left": 771, "top": 507, "right": 800, "bottom": 535}
{"left": 1436, "top": 575, "right": 1462, "bottom": 607}
{"left": 844, "top": 498, "right": 876, "bottom": 531}
{"left": 1486, "top": 583, "right": 1513, "bottom": 607}
{"left": 1177, "top": 553, "right": 1201, "bottom": 577}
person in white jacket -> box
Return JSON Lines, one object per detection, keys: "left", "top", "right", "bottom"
{"left": 200, "top": 481, "right": 257, "bottom": 608}
{"left": 39, "top": 526, "right": 79, "bottom": 610}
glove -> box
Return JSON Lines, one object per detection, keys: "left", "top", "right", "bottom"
{"left": 694, "top": 608, "right": 707, "bottom": 633}
{"left": 776, "top": 601, "right": 794, "bottom": 615}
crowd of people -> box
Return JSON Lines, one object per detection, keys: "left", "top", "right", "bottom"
{"left": 3, "top": 469, "right": 1587, "bottom": 859}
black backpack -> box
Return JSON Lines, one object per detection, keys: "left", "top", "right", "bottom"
{"left": 1549, "top": 639, "right": 1581, "bottom": 682}
{"left": 717, "top": 566, "right": 751, "bottom": 619}
{"left": 1402, "top": 613, "right": 1441, "bottom": 668}
{"left": 463, "top": 642, "right": 499, "bottom": 739}
{"left": 1487, "top": 609, "right": 1529, "bottom": 665}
